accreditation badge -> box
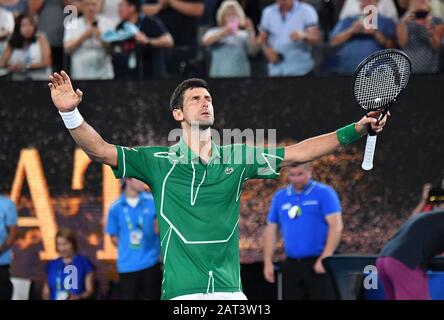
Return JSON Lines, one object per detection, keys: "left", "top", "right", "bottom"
{"left": 288, "top": 205, "right": 302, "bottom": 219}
{"left": 129, "top": 229, "right": 143, "bottom": 248}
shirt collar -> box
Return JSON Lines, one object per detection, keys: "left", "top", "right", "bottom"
{"left": 171, "top": 136, "right": 221, "bottom": 164}
{"left": 287, "top": 179, "right": 316, "bottom": 196}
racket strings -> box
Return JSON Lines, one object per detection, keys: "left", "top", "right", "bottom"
{"left": 354, "top": 52, "right": 410, "bottom": 111}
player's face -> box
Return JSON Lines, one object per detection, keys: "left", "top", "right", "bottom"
{"left": 180, "top": 87, "right": 214, "bottom": 129}
{"left": 56, "top": 237, "right": 74, "bottom": 258}
{"left": 287, "top": 166, "right": 311, "bottom": 191}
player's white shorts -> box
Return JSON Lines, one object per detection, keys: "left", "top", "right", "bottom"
{"left": 171, "top": 292, "right": 248, "bottom": 300}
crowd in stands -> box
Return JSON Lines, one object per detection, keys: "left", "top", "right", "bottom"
{"left": 0, "top": 0, "right": 443, "bottom": 80}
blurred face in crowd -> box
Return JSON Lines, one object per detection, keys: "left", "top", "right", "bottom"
{"left": 20, "top": 17, "right": 36, "bottom": 40}
{"left": 175, "top": 88, "right": 214, "bottom": 130}
{"left": 56, "top": 237, "right": 75, "bottom": 259}
{"left": 222, "top": 7, "right": 239, "bottom": 26}
{"left": 287, "top": 165, "right": 311, "bottom": 191}
{"left": 125, "top": 178, "right": 147, "bottom": 194}
{"left": 410, "top": 0, "right": 430, "bottom": 11}
{"left": 360, "top": 0, "right": 378, "bottom": 11}
{"left": 118, "top": 0, "right": 135, "bottom": 21}
{"left": 277, "top": 0, "right": 294, "bottom": 12}
{"left": 82, "top": 0, "right": 100, "bottom": 19}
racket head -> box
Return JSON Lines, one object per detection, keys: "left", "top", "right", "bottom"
{"left": 352, "top": 49, "right": 411, "bottom": 116}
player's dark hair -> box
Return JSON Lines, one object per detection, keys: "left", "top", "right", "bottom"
{"left": 125, "top": 0, "right": 141, "bottom": 13}
{"left": 169, "top": 78, "right": 209, "bottom": 111}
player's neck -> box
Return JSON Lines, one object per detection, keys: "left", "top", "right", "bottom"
{"left": 183, "top": 127, "right": 213, "bottom": 163}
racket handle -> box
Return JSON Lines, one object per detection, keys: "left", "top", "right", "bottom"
{"left": 361, "top": 134, "right": 377, "bottom": 171}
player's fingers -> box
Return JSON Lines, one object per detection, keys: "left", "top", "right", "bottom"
{"left": 54, "top": 72, "right": 64, "bottom": 86}
{"left": 49, "top": 75, "right": 57, "bottom": 87}
{"left": 76, "top": 89, "right": 83, "bottom": 100}
{"left": 61, "top": 70, "right": 72, "bottom": 87}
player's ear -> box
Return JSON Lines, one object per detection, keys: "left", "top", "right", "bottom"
{"left": 172, "top": 108, "right": 184, "bottom": 122}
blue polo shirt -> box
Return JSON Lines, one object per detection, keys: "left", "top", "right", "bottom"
{"left": 0, "top": 195, "right": 17, "bottom": 266}
{"left": 106, "top": 192, "right": 160, "bottom": 273}
{"left": 267, "top": 180, "right": 341, "bottom": 258}
{"left": 329, "top": 14, "right": 396, "bottom": 74}
{"left": 259, "top": 1, "right": 318, "bottom": 76}
{"left": 45, "top": 255, "right": 94, "bottom": 300}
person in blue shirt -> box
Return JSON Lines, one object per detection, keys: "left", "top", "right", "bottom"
{"left": 42, "top": 228, "right": 95, "bottom": 300}
{"left": 329, "top": 0, "right": 396, "bottom": 75}
{"left": 263, "top": 163, "right": 343, "bottom": 299}
{"left": 107, "top": 177, "right": 161, "bottom": 300}
{"left": 0, "top": 195, "right": 18, "bottom": 300}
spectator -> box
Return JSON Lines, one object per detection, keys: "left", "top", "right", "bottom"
{"left": 339, "top": 0, "right": 399, "bottom": 22}
{"left": 411, "top": 184, "right": 443, "bottom": 216}
{"left": 99, "top": 0, "right": 121, "bottom": 26}
{"left": 142, "top": 0, "right": 204, "bottom": 76}
{"left": 64, "top": 0, "right": 115, "bottom": 79}
{"left": 397, "top": 0, "right": 444, "bottom": 73}
{"left": 329, "top": 0, "right": 396, "bottom": 75}
{"left": 106, "top": 0, "right": 173, "bottom": 79}
{"left": 202, "top": 0, "right": 258, "bottom": 77}
{"left": 42, "top": 228, "right": 95, "bottom": 300}
{"left": 106, "top": 178, "right": 161, "bottom": 300}
{"left": 0, "top": 7, "right": 14, "bottom": 58}
{"left": 0, "top": 195, "right": 18, "bottom": 300}
{"left": 258, "top": 0, "right": 321, "bottom": 77}
{"left": 263, "top": 163, "right": 342, "bottom": 300}
{"left": 28, "top": 0, "right": 65, "bottom": 73}
{"left": 0, "top": 14, "right": 52, "bottom": 80}
{"left": 0, "top": 0, "right": 27, "bottom": 17}
{"left": 377, "top": 208, "right": 444, "bottom": 300}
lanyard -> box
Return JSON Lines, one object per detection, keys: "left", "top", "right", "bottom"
{"left": 123, "top": 207, "right": 143, "bottom": 231}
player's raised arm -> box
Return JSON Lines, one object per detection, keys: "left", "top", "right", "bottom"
{"left": 48, "top": 71, "right": 117, "bottom": 167}
{"left": 283, "top": 113, "right": 387, "bottom": 165}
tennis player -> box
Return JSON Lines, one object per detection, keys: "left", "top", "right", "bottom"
{"left": 48, "top": 71, "right": 387, "bottom": 300}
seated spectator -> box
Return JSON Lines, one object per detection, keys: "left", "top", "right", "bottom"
{"left": 258, "top": 0, "right": 321, "bottom": 77}
{"left": 105, "top": 0, "right": 173, "bottom": 79}
{"left": 0, "top": 14, "right": 52, "bottom": 80}
{"left": 411, "top": 183, "right": 444, "bottom": 216}
{"left": 340, "top": 0, "right": 399, "bottom": 22}
{"left": 329, "top": 0, "right": 396, "bottom": 75}
{"left": 28, "top": 0, "right": 65, "bottom": 74}
{"left": 0, "top": 0, "right": 27, "bottom": 17}
{"left": 142, "top": 0, "right": 204, "bottom": 76}
{"left": 64, "top": 0, "right": 115, "bottom": 79}
{"left": 202, "top": 0, "right": 258, "bottom": 78}
{"left": 42, "top": 228, "right": 94, "bottom": 300}
{"left": 0, "top": 7, "right": 14, "bottom": 57}
{"left": 397, "top": 0, "right": 444, "bottom": 73}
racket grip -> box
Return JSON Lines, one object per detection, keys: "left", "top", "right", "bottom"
{"left": 361, "top": 134, "right": 377, "bottom": 171}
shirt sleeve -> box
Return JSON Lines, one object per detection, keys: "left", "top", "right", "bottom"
{"left": 5, "top": 200, "right": 17, "bottom": 227}
{"left": 267, "top": 193, "right": 280, "bottom": 224}
{"left": 111, "top": 145, "right": 160, "bottom": 185}
{"left": 320, "top": 186, "right": 342, "bottom": 217}
{"left": 106, "top": 205, "right": 119, "bottom": 236}
{"left": 259, "top": 7, "right": 272, "bottom": 33}
{"left": 329, "top": 18, "right": 351, "bottom": 39}
{"left": 304, "top": 5, "right": 319, "bottom": 29}
{"left": 244, "top": 145, "right": 285, "bottom": 180}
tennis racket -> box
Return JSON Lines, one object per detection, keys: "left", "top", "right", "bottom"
{"left": 352, "top": 49, "right": 411, "bottom": 171}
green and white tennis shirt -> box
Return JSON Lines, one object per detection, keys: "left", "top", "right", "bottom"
{"left": 111, "top": 138, "right": 285, "bottom": 300}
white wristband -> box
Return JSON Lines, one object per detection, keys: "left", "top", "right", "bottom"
{"left": 59, "top": 108, "right": 84, "bottom": 129}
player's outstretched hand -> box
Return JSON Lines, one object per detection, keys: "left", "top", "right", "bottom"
{"left": 355, "top": 111, "right": 390, "bottom": 135}
{"left": 48, "top": 71, "right": 83, "bottom": 112}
